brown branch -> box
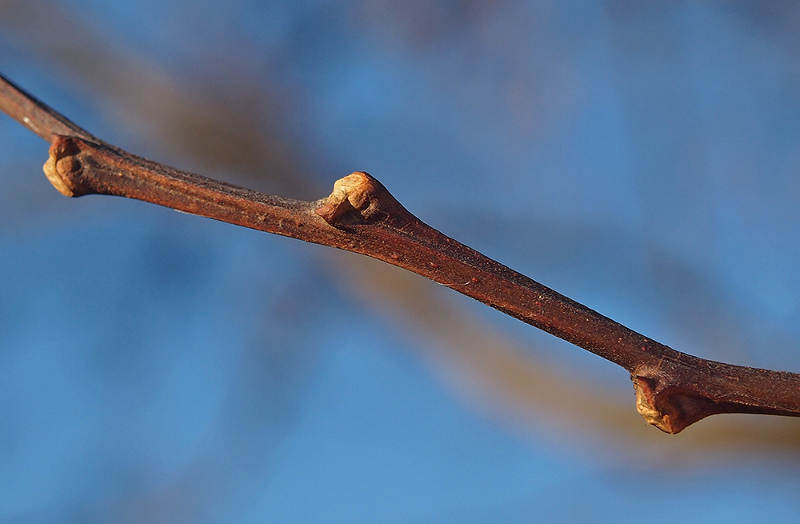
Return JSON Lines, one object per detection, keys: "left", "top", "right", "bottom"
{"left": 2, "top": 73, "right": 799, "bottom": 434}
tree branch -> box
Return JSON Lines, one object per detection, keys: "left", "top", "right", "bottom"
{"left": 2, "top": 72, "right": 798, "bottom": 434}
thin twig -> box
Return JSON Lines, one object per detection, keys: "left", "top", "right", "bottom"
{"left": 2, "top": 73, "right": 798, "bottom": 433}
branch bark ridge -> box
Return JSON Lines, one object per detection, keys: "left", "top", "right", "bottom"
{"left": 3, "top": 72, "right": 799, "bottom": 434}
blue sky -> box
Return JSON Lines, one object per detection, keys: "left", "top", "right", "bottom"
{"left": 1, "top": 2, "right": 800, "bottom": 522}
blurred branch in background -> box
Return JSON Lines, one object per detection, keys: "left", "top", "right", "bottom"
{"left": 3, "top": 1, "right": 800, "bottom": 519}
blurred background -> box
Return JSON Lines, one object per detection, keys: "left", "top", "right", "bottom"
{"left": 2, "top": 1, "right": 800, "bottom": 522}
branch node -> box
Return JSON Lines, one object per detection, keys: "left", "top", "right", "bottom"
{"left": 315, "top": 171, "right": 406, "bottom": 227}
{"left": 43, "top": 136, "right": 87, "bottom": 197}
{"left": 632, "top": 371, "right": 719, "bottom": 434}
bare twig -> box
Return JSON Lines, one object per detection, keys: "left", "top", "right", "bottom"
{"left": 2, "top": 73, "right": 799, "bottom": 433}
